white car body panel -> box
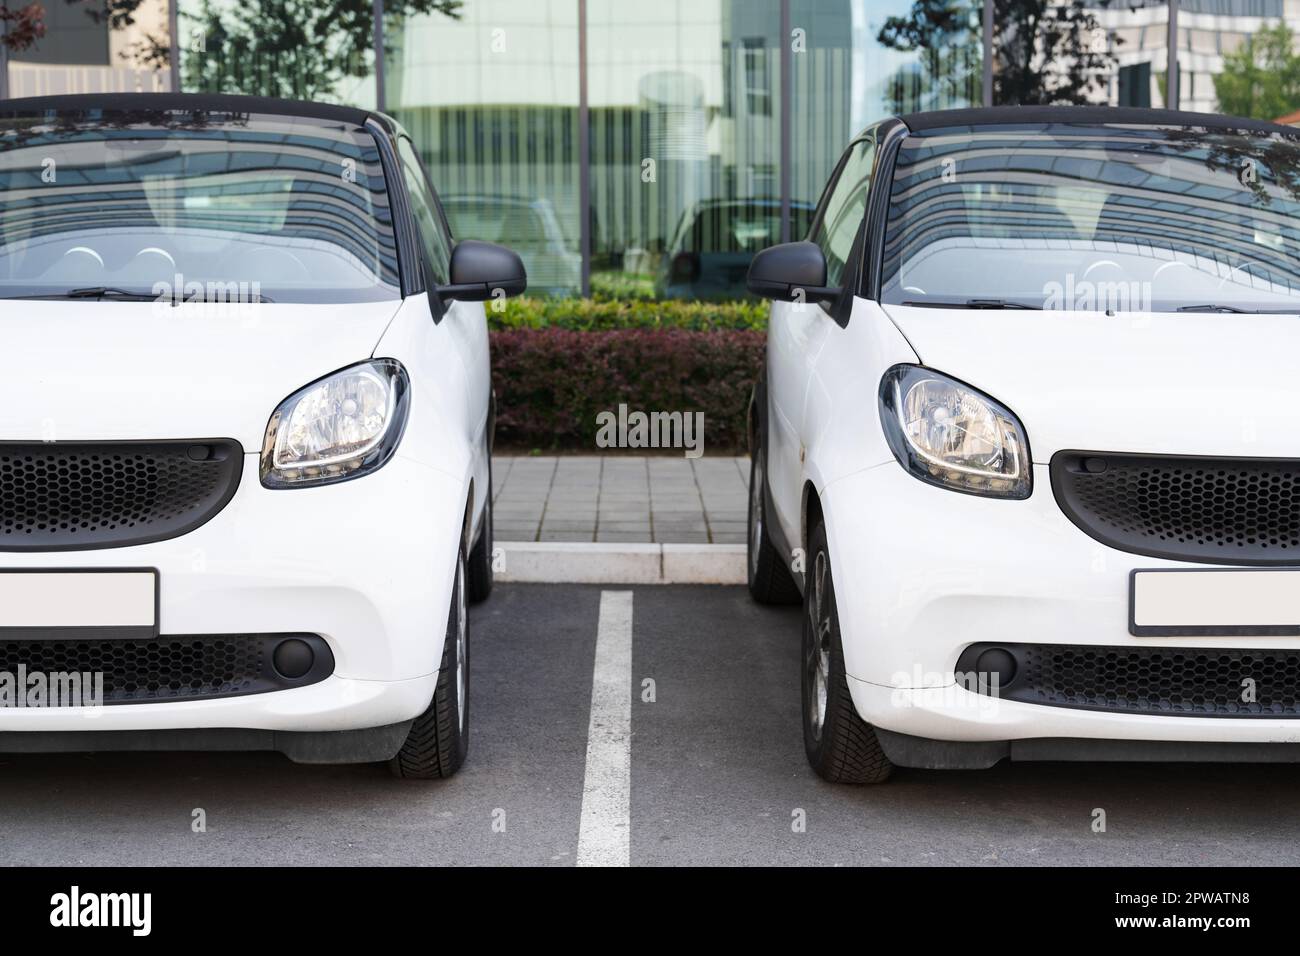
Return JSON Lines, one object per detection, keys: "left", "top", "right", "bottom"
{"left": 0, "top": 300, "right": 402, "bottom": 447}
{"left": 766, "top": 296, "right": 918, "bottom": 546}
{"left": 884, "top": 305, "right": 1300, "bottom": 460}
{"left": 766, "top": 291, "right": 1300, "bottom": 746}
{"left": 375, "top": 294, "right": 492, "bottom": 544}
{"left": 0, "top": 293, "right": 492, "bottom": 732}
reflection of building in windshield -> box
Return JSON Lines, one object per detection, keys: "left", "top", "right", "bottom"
{"left": 882, "top": 123, "right": 1300, "bottom": 311}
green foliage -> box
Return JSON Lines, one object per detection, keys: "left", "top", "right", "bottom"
{"left": 1214, "top": 22, "right": 1300, "bottom": 121}
{"left": 589, "top": 270, "right": 658, "bottom": 301}
{"left": 179, "top": 0, "right": 462, "bottom": 100}
{"left": 487, "top": 296, "right": 768, "bottom": 332}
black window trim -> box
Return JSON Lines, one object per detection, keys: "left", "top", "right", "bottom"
{"left": 861, "top": 117, "right": 911, "bottom": 305}
{"left": 366, "top": 118, "right": 421, "bottom": 299}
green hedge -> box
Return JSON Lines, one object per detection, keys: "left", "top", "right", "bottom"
{"left": 488, "top": 295, "right": 767, "bottom": 332}
{"left": 491, "top": 326, "right": 763, "bottom": 452}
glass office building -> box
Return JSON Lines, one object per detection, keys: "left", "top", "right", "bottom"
{"left": 5, "top": 0, "right": 1296, "bottom": 297}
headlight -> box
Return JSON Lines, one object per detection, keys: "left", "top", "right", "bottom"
{"left": 878, "top": 364, "right": 1031, "bottom": 499}
{"left": 261, "top": 359, "right": 410, "bottom": 488}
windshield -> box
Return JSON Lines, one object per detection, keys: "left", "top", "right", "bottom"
{"left": 0, "top": 109, "right": 401, "bottom": 304}
{"left": 881, "top": 123, "right": 1300, "bottom": 313}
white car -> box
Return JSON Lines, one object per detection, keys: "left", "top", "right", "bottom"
{"left": 747, "top": 106, "right": 1300, "bottom": 782}
{"left": 0, "top": 93, "right": 525, "bottom": 778}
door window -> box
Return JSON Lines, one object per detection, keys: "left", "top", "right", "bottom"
{"left": 397, "top": 137, "right": 453, "bottom": 287}
{"left": 811, "top": 135, "right": 876, "bottom": 289}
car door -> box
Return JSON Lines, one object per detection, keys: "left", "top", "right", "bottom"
{"left": 397, "top": 137, "right": 492, "bottom": 498}
{"left": 766, "top": 132, "right": 877, "bottom": 545}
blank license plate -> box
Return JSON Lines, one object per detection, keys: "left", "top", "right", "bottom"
{"left": 1131, "top": 569, "right": 1300, "bottom": 636}
{"left": 0, "top": 570, "right": 158, "bottom": 640}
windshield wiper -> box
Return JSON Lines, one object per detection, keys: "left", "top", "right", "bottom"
{"left": 1175, "top": 303, "right": 1251, "bottom": 313}
{"left": 3, "top": 286, "right": 162, "bottom": 301}
{"left": 66, "top": 286, "right": 161, "bottom": 301}
{"left": 1175, "top": 304, "right": 1300, "bottom": 314}
{"left": 900, "top": 298, "right": 1041, "bottom": 310}
{"left": 3, "top": 286, "right": 273, "bottom": 303}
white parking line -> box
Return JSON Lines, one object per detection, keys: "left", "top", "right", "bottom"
{"left": 576, "top": 590, "right": 633, "bottom": 867}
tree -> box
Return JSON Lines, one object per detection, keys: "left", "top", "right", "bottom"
{"left": 878, "top": 0, "right": 1122, "bottom": 109}
{"left": 1, "top": 0, "right": 462, "bottom": 103}
{"left": 0, "top": 3, "right": 47, "bottom": 53}
{"left": 1, "top": 2, "right": 150, "bottom": 55}
{"left": 1213, "top": 21, "right": 1300, "bottom": 121}
{"left": 186, "top": 0, "right": 462, "bottom": 100}
{"left": 877, "top": 0, "right": 981, "bottom": 114}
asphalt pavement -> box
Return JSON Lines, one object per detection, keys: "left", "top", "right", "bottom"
{"left": 1, "top": 584, "right": 1299, "bottom": 866}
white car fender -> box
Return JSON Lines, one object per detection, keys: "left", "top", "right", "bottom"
{"left": 798, "top": 297, "right": 919, "bottom": 536}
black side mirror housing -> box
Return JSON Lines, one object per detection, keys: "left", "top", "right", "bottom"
{"left": 746, "top": 240, "right": 840, "bottom": 303}
{"left": 438, "top": 239, "right": 528, "bottom": 302}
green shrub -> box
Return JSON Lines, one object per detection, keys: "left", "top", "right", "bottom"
{"left": 488, "top": 295, "right": 768, "bottom": 332}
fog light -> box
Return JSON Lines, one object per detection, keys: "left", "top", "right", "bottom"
{"left": 975, "top": 648, "right": 1018, "bottom": 693}
{"left": 273, "top": 638, "right": 315, "bottom": 679}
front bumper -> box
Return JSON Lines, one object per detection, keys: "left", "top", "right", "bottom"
{"left": 0, "top": 452, "right": 463, "bottom": 734}
{"left": 823, "top": 461, "right": 1300, "bottom": 745}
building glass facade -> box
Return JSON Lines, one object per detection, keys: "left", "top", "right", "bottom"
{"left": 587, "top": 1, "right": 783, "bottom": 298}
{"left": 383, "top": 1, "right": 581, "bottom": 295}
{"left": 5, "top": 0, "right": 1298, "bottom": 297}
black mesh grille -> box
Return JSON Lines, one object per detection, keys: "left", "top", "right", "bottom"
{"left": 0, "top": 634, "right": 333, "bottom": 704}
{"left": 1051, "top": 451, "right": 1300, "bottom": 565}
{"left": 0, "top": 440, "right": 242, "bottom": 551}
{"left": 958, "top": 642, "right": 1300, "bottom": 717}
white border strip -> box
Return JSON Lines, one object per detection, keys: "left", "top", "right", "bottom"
{"left": 576, "top": 590, "right": 633, "bottom": 867}
{"left": 496, "top": 542, "right": 746, "bottom": 585}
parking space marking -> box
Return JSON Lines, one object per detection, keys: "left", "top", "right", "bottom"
{"left": 576, "top": 590, "right": 633, "bottom": 867}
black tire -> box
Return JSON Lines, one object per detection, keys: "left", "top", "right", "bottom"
{"left": 747, "top": 429, "right": 801, "bottom": 605}
{"left": 801, "top": 520, "right": 893, "bottom": 784}
{"left": 389, "top": 546, "right": 470, "bottom": 779}
{"left": 467, "top": 468, "right": 494, "bottom": 604}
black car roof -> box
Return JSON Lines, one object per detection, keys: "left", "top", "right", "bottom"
{"left": 0, "top": 92, "right": 396, "bottom": 133}
{"left": 899, "top": 105, "right": 1300, "bottom": 138}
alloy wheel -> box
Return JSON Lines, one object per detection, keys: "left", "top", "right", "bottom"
{"left": 749, "top": 451, "right": 765, "bottom": 578}
{"left": 455, "top": 556, "right": 468, "bottom": 732}
{"left": 805, "top": 550, "right": 831, "bottom": 740}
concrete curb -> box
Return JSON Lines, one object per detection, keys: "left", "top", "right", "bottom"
{"left": 496, "top": 541, "right": 746, "bottom": 585}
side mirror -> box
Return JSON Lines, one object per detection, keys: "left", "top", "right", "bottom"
{"left": 438, "top": 239, "right": 528, "bottom": 302}
{"left": 746, "top": 240, "right": 839, "bottom": 303}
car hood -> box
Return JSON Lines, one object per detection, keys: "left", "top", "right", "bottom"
{"left": 881, "top": 304, "right": 1300, "bottom": 461}
{"left": 0, "top": 300, "right": 401, "bottom": 450}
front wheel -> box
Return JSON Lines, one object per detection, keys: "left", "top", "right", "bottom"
{"left": 389, "top": 546, "right": 470, "bottom": 779}
{"left": 801, "top": 520, "right": 892, "bottom": 784}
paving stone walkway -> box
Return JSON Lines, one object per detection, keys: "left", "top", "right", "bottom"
{"left": 491, "top": 455, "right": 750, "bottom": 544}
